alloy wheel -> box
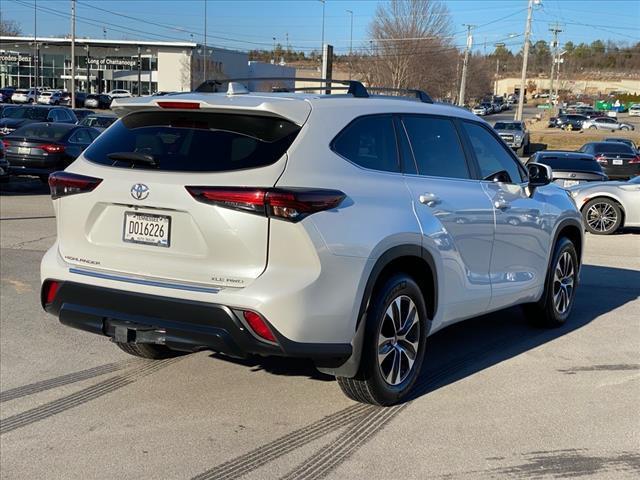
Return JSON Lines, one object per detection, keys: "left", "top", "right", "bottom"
{"left": 377, "top": 295, "right": 420, "bottom": 386}
{"left": 553, "top": 251, "right": 575, "bottom": 315}
{"left": 586, "top": 202, "right": 618, "bottom": 233}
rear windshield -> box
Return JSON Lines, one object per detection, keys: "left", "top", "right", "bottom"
{"left": 593, "top": 143, "right": 634, "bottom": 154}
{"left": 83, "top": 111, "right": 301, "bottom": 172}
{"left": 536, "top": 156, "right": 602, "bottom": 172}
{"left": 10, "top": 124, "right": 71, "bottom": 141}
{"left": 80, "top": 116, "right": 116, "bottom": 128}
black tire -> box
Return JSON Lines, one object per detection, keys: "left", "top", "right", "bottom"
{"left": 516, "top": 144, "right": 525, "bottom": 156}
{"left": 115, "top": 342, "right": 181, "bottom": 359}
{"left": 582, "top": 198, "right": 622, "bottom": 235}
{"left": 337, "top": 274, "right": 428, "bottom": 406}
{"left": 524, "top": 237, "right": 578, "bottom": 328}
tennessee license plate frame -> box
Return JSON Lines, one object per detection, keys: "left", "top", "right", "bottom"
{"left": 123, "top": 211, "right": 171, "bottom": 248}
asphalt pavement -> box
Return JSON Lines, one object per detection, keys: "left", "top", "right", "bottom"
{"left": 1, "top": 180, "right": 639, "bottom": 479}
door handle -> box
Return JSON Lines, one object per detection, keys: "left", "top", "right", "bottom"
{"left": 494, "top": 199, "right": 510, "bottom": 210}
{"left": 419, "top": 193, "right": 440, "bottom": 207}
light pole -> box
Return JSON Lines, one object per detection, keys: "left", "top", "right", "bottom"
{"left": 71, "top": 0, "right": 76, "bottom": 105}
{"left": 318, "top": 0, "right": 325, "bottom": 58}
{"left": 203, "top": 0, "right": 207, "bottom": 81}
{"left": 137, "top": 45, "right": 142, "bottom": 96}
{"left": 273, "top": 37, "right": 276, "bottom": 64}
{"left": 85, "top": 44, "right": 90, "bottom": 94}
{"left": 33, "top": 0, "right": 38, "bottom": 100}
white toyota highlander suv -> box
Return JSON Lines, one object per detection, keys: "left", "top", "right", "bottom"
{"left": 41, "top": 79, "right": 583, "bottom": 405}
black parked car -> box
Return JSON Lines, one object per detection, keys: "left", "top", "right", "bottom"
{"left": 84, "top": 94, "right": 112, "bottom": 109}
{"left": 0, "top": 106, "right": 78, "bottom": 136}
{"left": 73, "top": 108, "right": 95, "bottom": 122}
{"left": 526, "top": 151, "right": 608, "bottom": 188}
{"left": 578, "top": 142, "right": 640, "bottom": 180}
{"left": 3, "top": 122, "right": 100, "bottom": 180}
{"left": 74, "top": 92, "right": 87, "bottom": 108}
{"left": 0, "top": 88, "right": 16, "bottom": 103}
{"left": 557, "top": 114, "right": 588, "bottom": 131}
{"left": 0, "top": 104, "right": 19, "bottom": 118}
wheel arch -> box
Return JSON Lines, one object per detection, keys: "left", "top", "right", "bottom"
{"left": 357, "top": 245, "right": 438, "bottom": 331}
{"left": 551, "top": 218, "right": 584, "bottom": 272}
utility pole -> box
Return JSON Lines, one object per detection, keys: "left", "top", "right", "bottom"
{"left": 272, "top": 37, "right": 276, "bottom": 63}
{"left": 548, "top": 23, "right": 562, "bottom": 108}
{"left": 458, "top": 24, "right": 474, "bottom": 107}
{"left": 515, "top": 0, "right": 536, "bottom": 121}
{"left": 346, "top": 9, "right": 353, "bottom": 79}
{"left": 71, "top": 0, "right": 75, "bottom": 107}
{"left": 494, "top": 42, "right": 505, "bottom": 96}
{"left": 86, "top": 44, "right": 90, "bottom": 94}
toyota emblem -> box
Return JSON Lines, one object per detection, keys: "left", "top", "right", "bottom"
{"left": 131, "top": 183, "right": 149, "bottom": 200}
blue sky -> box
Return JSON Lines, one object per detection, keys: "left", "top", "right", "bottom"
{"left": 2, "top": 0, "right": 639, "bottom": 54}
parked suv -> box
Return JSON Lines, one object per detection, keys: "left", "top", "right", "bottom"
{"left": 40, "top": 80, "right": 583, "bottom": 405}
{"left": 493, "top": 121, "right": 530, "bottom": 156}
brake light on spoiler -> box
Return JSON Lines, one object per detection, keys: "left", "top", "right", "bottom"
{"left": 156, "top": 101, "right": 200, "bottom": 109}
{"left": 185, "top": 187, "right": 346, "bottom": 222}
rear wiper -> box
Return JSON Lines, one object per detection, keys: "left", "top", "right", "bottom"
{"left": 107, "top": 152, "right": 158, "bottom": 168}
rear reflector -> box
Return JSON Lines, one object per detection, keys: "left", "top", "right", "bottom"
{"left": 157, "top": 101, "right": 200, "bottom": 109}
{"left": 42, "top": 280, "right": 60, "bottom": 306}
{"left": 40, "top": 144, "right": 65, "bottom": 154}
{"left": 186, "top": 187, "right": 345, "bottom": 222}
{"left": 243, "top": 310, "right": 276, "bottom": 343}
{"left": 49, "top": 171, "right": 103, "bottom": 199}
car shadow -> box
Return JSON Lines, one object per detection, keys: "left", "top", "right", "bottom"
{"left": 0, "top": 176, "right": 49, "bottom": 196}
{"left": 405, "top": 263, "right": 640, "bottom": 402}
{"left": 528, "top": 142, "right": 547, "bottom": 154}
{"left": 206, "top": 264, "right": 639, "bottom": 391}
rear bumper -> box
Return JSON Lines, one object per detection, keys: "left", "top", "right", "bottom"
{"left": 43, "top": 280, "right": 351, "bottom": 367}
{"left": 602, "top": 165, "right": 640, "bottom": 180}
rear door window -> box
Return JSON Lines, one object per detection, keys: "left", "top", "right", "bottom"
{"left": 83, "top": 111, "right": 300, "bottom": 172}
{"left": 331, "top": 115, "right": 399, "bottom": 172}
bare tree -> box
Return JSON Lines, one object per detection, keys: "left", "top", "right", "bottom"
{"left": 1, "top": 19, "right": 22, "bottom": 36}
{"left": 360, "top": 0, "right": 456, "bottom": 99}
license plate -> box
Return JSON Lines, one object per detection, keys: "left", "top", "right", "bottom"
{"left": 564, "top": 180, "right": 580, "bottom": 187}
{"left": 613, "top": 159, "right": 623, "bottom": 165}
{"left": 123, "top": 212, "right": 171, "bottom": 247}
{"left": 18, "top": 146, "right": 30, "bottom": 155}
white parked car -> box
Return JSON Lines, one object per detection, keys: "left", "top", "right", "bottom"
{"left": 37, "top": 91, "right": 55, "bottom": 105}
{"left": 582, "top": 117, "right": 634, "bottom": 131}
{"left": 472, "top": 105, "right": 487, "bottom": 116}
{"left": 107, "top": 89, "right": 132, "bottom": 98}
{"left": 11, "top": 88, "right": 40, "bottom": 104}
{"left": 628, "top": 104, "right": 640, "bottom": 117}
{"left": 41, "top": 80, "right": 584, "bottom": 405}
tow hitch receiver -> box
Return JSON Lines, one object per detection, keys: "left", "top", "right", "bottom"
{"left": 108, "top": 320, "right": 166, "bottom": 345}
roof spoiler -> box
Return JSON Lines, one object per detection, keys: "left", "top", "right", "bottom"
{"left": 195, "top": 77, "right": 434, "bottom": 104}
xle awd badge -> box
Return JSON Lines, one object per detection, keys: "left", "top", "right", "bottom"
{"left": 131, "top": 183, "right": 149, "bottom": 200}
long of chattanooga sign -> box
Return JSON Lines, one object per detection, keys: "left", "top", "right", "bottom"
{"left": 88, "top": 58, "right": 138, "bottom": 67}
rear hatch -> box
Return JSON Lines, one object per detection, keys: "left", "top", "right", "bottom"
{"left": 593, "top": 145, "right": 640, "bottom": 177}
{"left": 56, "top": 104, "right": 307, "bottom": 289}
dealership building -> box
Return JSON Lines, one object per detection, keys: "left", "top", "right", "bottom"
{"left": 0, "top": 36, "right": 294, "bottom": 94}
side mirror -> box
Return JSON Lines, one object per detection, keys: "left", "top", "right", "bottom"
{"left": 527, "top": 162, "right": 553, "bottom": 187}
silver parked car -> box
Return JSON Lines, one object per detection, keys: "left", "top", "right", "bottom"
{"left": 567, "top": 176, "right": 640, "bottom": 235}
{"left": 582, "top": 117, "right": 634, "bottom": 131}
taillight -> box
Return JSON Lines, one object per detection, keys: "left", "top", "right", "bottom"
{"left": 595, "top": 155, "right": 607, "bottom": 165}
{"left": 2, "top": 139, "right": 9, "bottom": 149}
{"left": 40, "top": 144, "right": 65, "bottom": 154}
{"left": 629, "top": 156, "right": 640, "bottom": 164}
{"left": 185, "top": 187, "right": 345, "bottom": 222}
{"left": 41, "top": 280, "right": 60, "bottom": 307}
{"left": 48, "top": 171, "right": 103, "bottom": 199}
{"left": 242, "top": 310, "right": 277, "bottom": 343}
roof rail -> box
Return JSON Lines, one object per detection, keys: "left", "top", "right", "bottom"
{"left": 195, "top": 77, "right": 369, "bottom": 98}
{"left": 194, "top": 78, "right": 434, "bottom": 104}
{"left": 366, "top": 87, "right": 434, "bottom": 104}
